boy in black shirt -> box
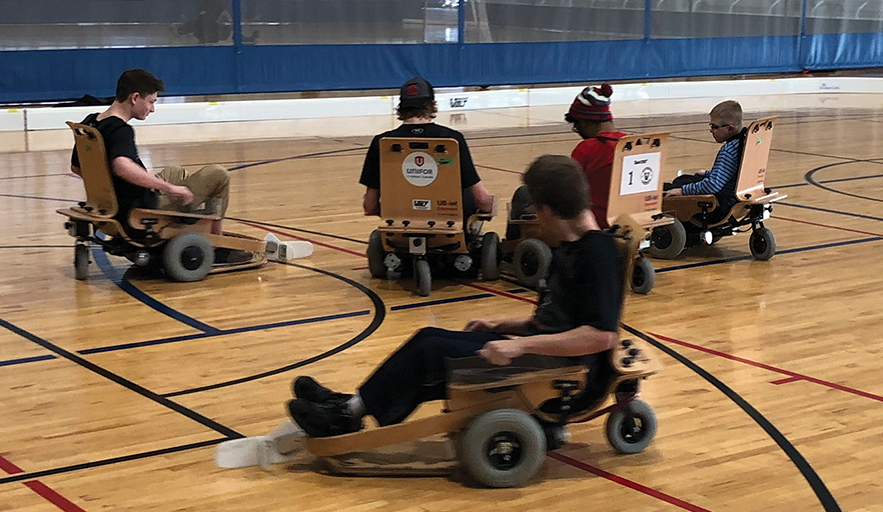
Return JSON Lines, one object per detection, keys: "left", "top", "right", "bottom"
{"left": 358, "top": 77, "right": 494, "bottom": 220}
{"left": 70, "top": 69, "right": 231, "bottom": 236}
{"left": 290, "top": 154, "right": 623, "bottom": 436}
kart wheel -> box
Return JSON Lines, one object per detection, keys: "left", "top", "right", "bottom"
{"left": 630, "top": 256, "right": 655, "bottom": 294}
{"left": 74, "top": 244, "right": 89, "bottom": 281}
{"left": 163, "top": 233, "right": 214, "bottom": 282}
{"left": 460, "top": 408, "right": 546, "bottom": 488}
{"left": 513, "top": 238, "right": 552, "bottom": 288}
{"left": 648, "top": 217, "right": 686, "bottom": 259}
{"left": 367, "top": 230, "right": 387, "bottom": 278}
{"left": 415, "top": 259, "right": 431, "bottom": 297}
{"left": 749, "top": 227, "right": 776, "bottom": 261}
{"left": 480, "top": 232, "right": 501, "bottom": 281}
{"left": 605, "top": 400, "right": 657, "bottom": 454}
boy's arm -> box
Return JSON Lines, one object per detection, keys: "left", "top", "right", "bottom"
{"left": 465, "top": 316, "right": 532, "bottom": 335}
{"left": 110, "top": 156, "right": 193, "bottom": 204}
{"left": 477, "top": 325, "right": 618, "bottom": 365}
{"left": 681, "top": 143, "right": 740, "bottom": 196}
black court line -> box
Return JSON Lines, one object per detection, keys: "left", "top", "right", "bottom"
{"left": 163, "top": 260, "right": 386, "bottom": 398}
{"left": 655, "top": 236, "right": 883, "bottom": 273}
{"left": 0, "top": 317, "right": 242, "bottom": 439}
{"left": 621, "top": 324, "right": 841, "bottom": 512}
{"left": 805, "top": 161, "right": 883, "bottom": 204}
{"left": 0, "top": 439, "right": 225, "bottom": 486}
{"left": 92, "top": 245, "right": 221, "bottom": 334}
{"left": 777, "top": 201, "right": 883, "bottom": 222}
{"left": 776, "top": 172, "right": 883, "bottom": 190}
{"left": 390, "top": 293, "right": 495, "bottom": 311}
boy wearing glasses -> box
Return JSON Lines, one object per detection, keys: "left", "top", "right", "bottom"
{"left": 664, "top": 100, "right": 745, "bottom": 224}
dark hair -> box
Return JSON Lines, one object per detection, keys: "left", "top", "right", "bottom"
{"left": 396, "top": 101, "right": 438, "bottom": 121}
{"left": 115, "top": 69, "right": 165, "bottom": 102}
{"left": 522, "top": 155, "right": 590, "bottom": 220}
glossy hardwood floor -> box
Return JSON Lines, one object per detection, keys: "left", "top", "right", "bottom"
{"left": 1, "top": 92, "right": 882, "bottom": 512}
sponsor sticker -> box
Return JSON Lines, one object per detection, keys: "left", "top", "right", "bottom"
{"left": 413, "top": 199, "right": 431, "bottom": 210}
{"left": 402, "top": 151, "right": 438, "bottom": 187}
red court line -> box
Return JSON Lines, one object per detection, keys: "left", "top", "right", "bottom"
{"left": 457, "top": 281, "right": 536, "bottom": 304}
{"left": 772, "top": 376, "right": 803, "bottom": 385}
{"left": 235, "top": 221, "right": 367, "bottom": 258}
{"left": 547, "top": 452, "right": 713, "bottom": 512}
{"left": 771, "top": 215, "right": 883, "bottom": 238}
{"left": 650, "top": 332, "right": 883, "bottom": 403}
{"left": 0, "top": 455, "right": 87, "bottom": 512}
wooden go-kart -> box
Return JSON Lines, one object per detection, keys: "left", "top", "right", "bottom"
{"left": 57, "top": 122, "right": 307, "bottom": 281}
{"left": 302, "top": 215, "right": 662, "bottom": 488}
{"left": 650, "top": 117, "right": 786, "bottom": 260}
{"left": 366, "top": 137, "right": 499, "bottom": 296}
{"left": 503, "top": 133, "right": 673, "bottom": 294}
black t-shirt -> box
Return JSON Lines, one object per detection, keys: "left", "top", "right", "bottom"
{"left": 528, "top": 230, "right": 623, "bottom": 336}
{"left": 71, "top": 113, "right": 158, "bottom": 221}
{"left": 359, "top": 123, "right": 482, "bottom": 218}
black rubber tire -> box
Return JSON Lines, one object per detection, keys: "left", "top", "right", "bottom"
{"left": 460, "top": 409, "right": 547, "bottom": 488}
{"left": 648, "top": 217, "right": 687, "bottom": 260}
{"left": 480, "top": 232, "right": 501, "bottom": 281}
{"left": 630, "top": 256, "right": 655, "bottom": 294}
{"left": 605, "top": 400, "right": 657, "bottom": 454}
{"left": 74, "top": 244, "right": 89, "bottom": 281}
{"left": 162, "top": 233, "right": 214, "bottom": 282}
{"left": 415, "top": 258, "right": 431, "bottom": 297}
{"left": 512, "top": 238, "right": 552, "bottom": 288}
{"left": 749, "top": 227, "right": 776, "bottom": 261}
{"left": 367, "top": 230, "right": 387, "bottom": 278}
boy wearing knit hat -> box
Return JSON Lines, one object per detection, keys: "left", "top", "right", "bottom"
{"left": 358, "top": 77, "right": 494, "bottom": 221}
{"left": 567, "top": 83, "right": 626, "bottom": 230}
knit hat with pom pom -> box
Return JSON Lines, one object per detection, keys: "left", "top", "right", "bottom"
{"left": 566, "top": 83, "right": 613, "bottom": 122}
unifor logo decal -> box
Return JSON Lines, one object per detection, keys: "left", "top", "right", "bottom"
{"left": 402, "top": 151, "right": 438, "bottom": 187}
{"left": 450, "top": 97, "right": 468, "bottom": 108}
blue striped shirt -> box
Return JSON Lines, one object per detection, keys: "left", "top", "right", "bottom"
{"left": 682, "top": 132, "right": 744, "bottom": 209}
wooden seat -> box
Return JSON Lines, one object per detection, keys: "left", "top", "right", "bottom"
{"left": 57, "top": 121, "right": 266, "bottom": 281}
{"left": 367, "top": 137, "right": 500, "bottom": 296}
{"left": 303, "top": 213, "right": 662, "bottom": 486}
{"left": 653, "top": 117, "right": 786, "bottom": 260}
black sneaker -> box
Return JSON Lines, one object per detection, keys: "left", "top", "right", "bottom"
{"left": 286, "top": 398, "right": 362, "bottom": 438}
{"left": 292, "top": 376, "right": 352, "bottom": 405}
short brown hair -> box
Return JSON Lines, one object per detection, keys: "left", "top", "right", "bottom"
{"left": 115, "top": 69, "right": 165, "bottom": 102}
{"left": 522, "top": 155, "right": 590, "bottom": 220}
{"left": 396, "top": 101, "right": 438, "bottom": 121}
{"left": 709, "top": 100, "right": 742, "bottom": 128}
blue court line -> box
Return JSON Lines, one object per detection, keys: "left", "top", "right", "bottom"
{"left": 79, "top": 310, "right": 370, "bottom": 355}
{"left": 91, "top": 244, "right": 221, "bottom": 334}
{"left": 655, "top": 236, "right": 883, "bottom": 273}
{"left": 1, "top": 310, "right": 370, "bottom": 367}
{"left": 0, "top": 354, "right": 57, "bottom": 367}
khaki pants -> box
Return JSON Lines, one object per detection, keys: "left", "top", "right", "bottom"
{"left": 155, "top": 165, "right": 230, "bottom": 217}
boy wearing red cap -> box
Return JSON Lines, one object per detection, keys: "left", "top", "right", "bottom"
{"left": 359, "top": 77, "right": 494, "bottom": 220}
{"left": 566, "top": 84, "right": 626, "bottom": 230}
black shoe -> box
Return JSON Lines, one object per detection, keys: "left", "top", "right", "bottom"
{"left": 286, "top": 398, "right": 362, "bottom": 438}
{"left": 292, "top": 376, "right": 352, "bottom": 405}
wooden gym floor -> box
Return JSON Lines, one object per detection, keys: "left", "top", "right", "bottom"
{"left": 1, "top": 92, "right": 882, "bottom": 511}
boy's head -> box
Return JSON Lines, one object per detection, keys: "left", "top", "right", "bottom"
{"left": 565, "top": 83, "right": 614, "bottom": 139}
{"left": 396, "top": 77, "right": 437, "bottom": 121}
{"left": 522, "top": 155, "right": 590, "bottom": 221}
{"left": 708, "top": 100, "right": 742, "bottom": 143}
{"left": 115, "top": 69, "right": 165, "bottom": 120}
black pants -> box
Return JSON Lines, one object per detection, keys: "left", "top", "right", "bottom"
{"left": 358, "top": 327, "right": 508, "bottom": 426}
{"left": 664, "top": 174, "right": 730, "bottom": 225}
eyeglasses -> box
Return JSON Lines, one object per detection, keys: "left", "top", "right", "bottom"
{"left": 709, "top": 123, "right": 731, "bottom": 130}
